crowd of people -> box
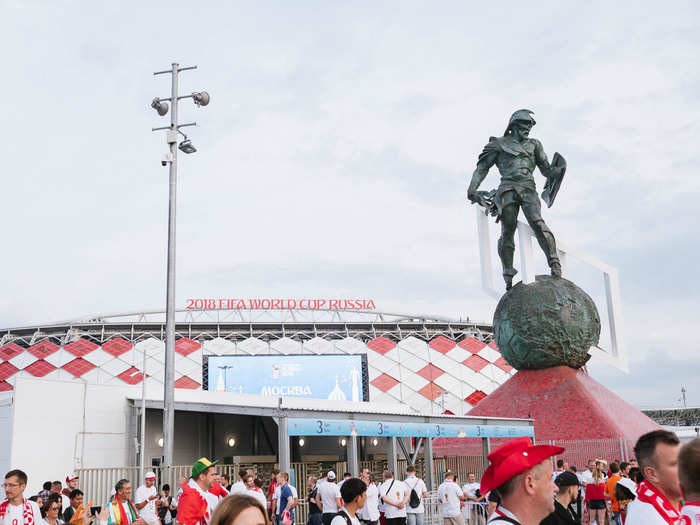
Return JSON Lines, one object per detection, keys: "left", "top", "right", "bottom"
{"left": 471, "top": 430, "right": 700, "bottom": 525}
{"left": 1, "top": 431, "right": 698, "bottom": 525}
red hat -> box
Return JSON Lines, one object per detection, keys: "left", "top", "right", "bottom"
{"left": 480, "top": 437, "right": 564, "bottom": 494}
{"left": 65, "top": 473, "right": 79, "bottom": 483}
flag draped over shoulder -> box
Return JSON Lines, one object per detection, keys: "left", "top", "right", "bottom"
{"left": 177, "top": 482, "right": 209, "bottom": 525}
{"left": 106, "top": 496, "right": 139, "bottom": 525}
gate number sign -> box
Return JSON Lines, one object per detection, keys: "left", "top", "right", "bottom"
{"left": 287, "top": 418, "right": 534, "bottom": 438}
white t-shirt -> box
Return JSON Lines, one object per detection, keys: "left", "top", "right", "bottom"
{"left": 229, "top": 481, "right": 247, "bottom": 495}
{"left": 403, "top": 476, "right": 427, "bottom": 514}
{"left": 318, "top": 482, "right": 341, "bottom": 514}
{"left": 4, "top": 501, "right": 42, "bottom": 525}
{"left": 158, "top": 495, "right": 172, "bottom": 524}
{"left": 330, "top": 510, "right": 360, "bottom": 525}
{"left": 681, "top": 502, "right": 700, "bottom": 524}
{"left": 135, "top": 484, "right": 158, "bottom": 523}
{"left": 437, "top": 480, "right": 463, "bottom": 518}
{"left": 272, "top": 485, "right": 298, "bottom": 500}
{"left": 247, "top": 488, "right": 267, "bottom": 510}
{"left": 359, "top": 482, "right": 380, "bottom": 522}
{"left": 580, "top": 470, "right": 594, "bottom": 485}
{"left": 625, "top": 497, "right": 679, "bottom": 525}
{"left": 379, "top": 479, "right": 408, "bottom": 519}
{"left": 462, "top": 482, "right": 480, "bottom": 499}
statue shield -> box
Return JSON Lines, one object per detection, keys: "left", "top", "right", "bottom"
{"left": 541, "top": 152, "right": 566, "bottom": 208}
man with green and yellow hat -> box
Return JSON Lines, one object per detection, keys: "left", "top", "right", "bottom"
{"left": 176, "top": 458, "right": 220, "bottom": 525}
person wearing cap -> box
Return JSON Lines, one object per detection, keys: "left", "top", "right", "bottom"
{"left": 479, "top": 436, "right": 563, "bottom": 524}
{"left": 540, "top": 472, "right": 580, "bottom": 525}
{"left": 63, "top": 474, "right": 79, "bottom": 498}
{"left": 177, "top": 458, "right": 220, "bottom": 525}
{"left": 318, "top": 471, "right": 342, "bottom": 525}
{"left": 613, "top": 477, "right": 637, "bottom": 523}
{"left": 135, "top": 472, "right": 160, "bottom": 525}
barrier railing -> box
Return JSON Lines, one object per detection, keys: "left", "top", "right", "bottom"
{"left": 291, "top": 498, "right": 487, "bottom": 525}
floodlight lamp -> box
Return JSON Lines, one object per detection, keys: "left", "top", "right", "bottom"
{"left": 372, "top": 438, "right": 379, "bottom": 446}
{"left": 179, "top": 139, "right": 197, "bottom": 154}
{"left": 151, "top": 97, "right": 169, "bottom": 116}
{"left": 340, "top": 438, "right": 347, "bottom": 447}
{"left": 298, "top": 438, "right": 305, "bottom": 447}
{"left": 228, "top": 437, "right": 236, "bottom": 447}
{"left": 192, "top": 91, "right": 210, "bottom": 107}
{"left": 157, "top": 437, "right": 164, "bottom": 447}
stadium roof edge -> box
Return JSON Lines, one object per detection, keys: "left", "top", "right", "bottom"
{"left": 1, "top": 307, "right": 493, "bottom": 333}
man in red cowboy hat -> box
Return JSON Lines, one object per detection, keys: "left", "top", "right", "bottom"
{"left": 480, "top": 437, "right": 563, "bottom": 524}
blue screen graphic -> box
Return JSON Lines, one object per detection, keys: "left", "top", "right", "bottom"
{"left": 206, "top": 354, "right": 366, "bottom": 401}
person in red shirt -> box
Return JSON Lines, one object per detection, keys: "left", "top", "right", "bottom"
{"left": 267, "top": 469, "right": 280, "bottom": 521}
{"left": 585, "top": 462, "right": 607, "bottom": 525}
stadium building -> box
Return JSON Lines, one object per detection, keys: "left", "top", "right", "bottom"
{"left": 0, "top": 308, "right": 524, "bottom": 493}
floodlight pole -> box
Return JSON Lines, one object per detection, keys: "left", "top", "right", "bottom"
{"left": 152, "top": 62, "right": 201, "bottom": 480}
{"left": 162, "top": 61, "right": 179, "bottom": 480}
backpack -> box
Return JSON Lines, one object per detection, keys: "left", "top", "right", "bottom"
{"left": 407, "top": 479, "right": 421, "bottom": 509}
{"left": 334, "top": 510, "right": 353, "bottom": 525}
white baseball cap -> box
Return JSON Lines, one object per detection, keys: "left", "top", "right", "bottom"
{"left": 327, "top": 471, "right": 336, "bottom": 480}
{"left": 145, "top": 471, "right": 157, "bottom": 480}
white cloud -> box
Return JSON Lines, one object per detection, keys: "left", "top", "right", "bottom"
{"left": 0, "top": 1, "right": 698, "bottom": 407}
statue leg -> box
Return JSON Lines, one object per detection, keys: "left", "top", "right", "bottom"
{"left": 498, "top": 202, "right": 518, "bottom": 289}
{"left": 521, "top": 192, "right": 561, "bottom": 276}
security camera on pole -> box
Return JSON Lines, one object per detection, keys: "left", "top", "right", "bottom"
{"left": 151, "top": 63, "right": 210, "bottom": 482}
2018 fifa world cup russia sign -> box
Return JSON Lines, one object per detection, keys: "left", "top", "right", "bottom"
{"left": 185, "top": 297, "right": 377, "bottom": 310}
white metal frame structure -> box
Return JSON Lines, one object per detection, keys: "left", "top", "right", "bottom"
{"left": 475, "top": 207, "right": 628, "bottom": 372}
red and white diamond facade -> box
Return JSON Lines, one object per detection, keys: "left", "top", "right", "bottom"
{"left": 0, "top": 310, "right": 514, "bottom": 415}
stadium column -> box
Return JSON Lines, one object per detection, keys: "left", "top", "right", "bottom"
{"left": 424, "top": 437, "right": 434, "bottom": 491}
{"left": 347, "top": 434, "right": 359, "bottom": 476}
{"left": 278, "top": 414, "right": 290, "bottom": 473}
{"left": 387, "top": 437, "right": 398, "bottom": 476}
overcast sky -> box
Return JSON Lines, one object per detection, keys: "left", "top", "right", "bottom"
{"left": 1, "top": 1, "right": 698, "bottom": 409}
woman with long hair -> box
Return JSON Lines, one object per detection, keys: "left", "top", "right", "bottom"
{"left": 211, "top": 494, "right": 269, "bottom": 525}
{"left": 41, "top": 499, "right": 64, "bottom": 525}
{"left": 585, "top": 461, "right": 607, "bottom": 525}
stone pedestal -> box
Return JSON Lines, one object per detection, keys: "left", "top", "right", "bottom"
{"left": 467, "top": 366, "right": 660, "bottom": 440}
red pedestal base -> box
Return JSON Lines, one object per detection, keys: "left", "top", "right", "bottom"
{"left": 433, "top": 366, "right": 660, "bottom": 456}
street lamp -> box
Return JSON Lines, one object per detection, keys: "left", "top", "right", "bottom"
{"left": 151, "top": 62, "right": 210, "bottom": 482}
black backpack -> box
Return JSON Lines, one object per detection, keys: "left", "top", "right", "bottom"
{"left": 407, "top": 479, "right": 421, "bottom": 509}
{"left": 334, "top": 510, "right": 353, "bottom": 525}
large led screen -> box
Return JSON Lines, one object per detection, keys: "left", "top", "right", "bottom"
{"left": 204, "top": 354, "right": 368, "bottom": 401}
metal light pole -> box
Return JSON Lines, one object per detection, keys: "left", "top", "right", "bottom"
{"left": 139, "top": 344, "right": 147, "bottom": 481}
{"left": 151, "top": 63, "right": 210, "bottom": 479}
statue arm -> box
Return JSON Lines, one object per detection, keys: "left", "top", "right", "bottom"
{"left": 467, "top": 142, "right": 498, "bottom": 201}
{"left": 534, "top": 139, "right": 552, "bottom": 178}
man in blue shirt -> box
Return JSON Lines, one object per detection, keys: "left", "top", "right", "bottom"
{"left": 275, "top": 472, "right": 295, "bottom": 525}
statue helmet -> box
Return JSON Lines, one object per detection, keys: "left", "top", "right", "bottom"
{"left": 504, "top": 109, "right": 536, "bottom": 136}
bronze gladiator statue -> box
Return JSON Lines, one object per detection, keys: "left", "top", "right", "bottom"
{"left": 467, "top": 109, "right": 566, "bottom": 290}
